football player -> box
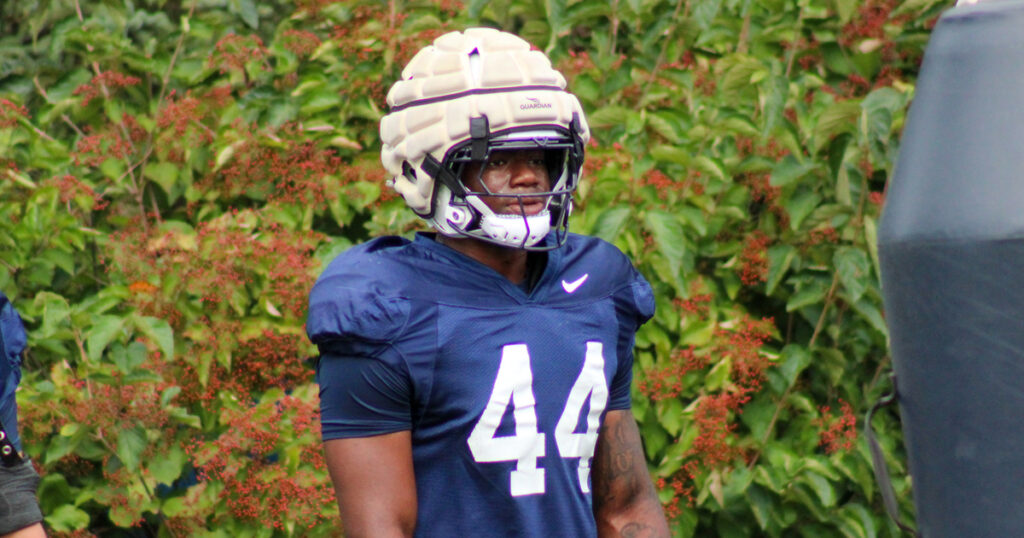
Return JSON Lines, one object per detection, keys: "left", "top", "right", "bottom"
{"left": 307, "top": 28, "right": 670, "bottom": 537}
{"left": 0, "top": 293, "right": 45, "bottom": 538}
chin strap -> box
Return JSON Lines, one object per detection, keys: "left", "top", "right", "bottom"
{"left": 421, "top": 154, "right": 468, "bottom": 198}
{"left": 865, "top": 371, "right": 920, "bottom": 537}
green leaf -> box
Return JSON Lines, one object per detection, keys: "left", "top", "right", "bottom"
{"left": 656, "top": 397, "right": 685, "bottom": 436}
{"left": 836, "top": 502, "right": 879, "bottom": 538}
{"left": 652, "top": 437, "right": 685, "bottom": 476}
{"left": 786, "top": 281, "right": 828, "bottom": 312}
{"left": 746, "top": 482, "right": 774, "bottom": 530}
{"left": 705, "top": 358, "right": 731, "bottom": 390}
{"left": 861, "top": 87, "right": 903, "bottom": 118}
{"left": 162, "top": 497, "right": 188, "bottom": 518}
{"left": 801, "top": 471, "right": 837, "bottom": 507}
{"left": 802, "top": 457, "right": 842, "bottom": 481}
{"left": 722, "top": 465, "right": 754, "bottom": 503}
{"left": 40, "top": 248, "right": 75, "bottom": 276}
{"left": 645, "top": 210, "right": 688, "bottom": 279}
{"left": 681, "top": 318, "right": 715, "bottom": 346}
{"left": 892, "top": 0, "right": 945, "bottom": 15}
{"left": 753, "top": 464, "right": 791, "bottom": 494}
{"left": 719, "top": 55, "right": 764, "bottom": 97}
{"left": 833, "top": 0, "right": 859, "bottom": 23}
{"left": 144, "top": 161, "right": 179, "bottom": 198}
{"left": 588, "top": 106, "right": 632, "bottom": 128}
{"left": 739, "top": 394, "right": 775, "bottom": 440}
{"left": 44, "top": 504, "right": 91, "bottom": 532}
{"left": 112, "top": 341, "right": 147, "bottom": 374}
{"left": 35, "top": 292, "right": 71, "bottom": 336}
{"left": 692, "top": 155, "right": 727, "bottom": 181}
{"left": 849, "top": 297, "right": 888, "bottom": 337}
{"left": 784, "top": 190, "right": 822, "bottom": 230}
{"left": 132, "top": 315, "right": 174, "bottom": 360}
{"left": 650, "top": 144, "right": 692, "bottom": 166}
{"left": 834, "top": 247, "right": 870, "bottom": 302}
{"left": 836, "top": 163, "right": 853, "bottom": 206}
{"left": 86, "top": 315, "right": 126, "bottom": 362}
{"left": 149, "top": 445, "right": 187, "bottom": 484}
{"left": 231, "top": 0, "right": 259, "bottom": 28}
{"left": 625, "top": 110, "right": 645, "bottom": 134}
{"left": 765, "top": 245, "right": 796, "bottom": 295}
{"left": 778, "top": 344, "right": 812, "bottom": 388}
{"left": 109, "top": 503, "right": 140, "bottom": 528}
{"left": 168, "top": 406, "right": 202, "bottom": 428}
{"left": 693, "top": 0, "right": 724, "bottom": 29}
{"left": 814, "top": 101, "right": 861, "bottom": 153}
{"left": 545, "top": 0, "right": 570, "bottom": 38}
{"left": 677, "top": 206, "right": 708, "bottom": 237}
{"left": 761, "top": 74, "right": 788, "bottom": 136}
{"left": 45, "top": 434, "right": 77, "bottom": 464}
{"left": 864, "top": 216, "right": 882, "bottom": 288}
{"left": 161, "top": 386, "right": 182, "bottom": 406}
{"left": 116, "top": 425, "right": 148, "bottom": 472}
{"left": 467, "top": 0, "right": 490, "bottom": 17}
{"left": 590, "top": 206, "right": 631, "bottom": 241}
{"left": 835, "top": 452, "right": 876, "bottom": 501}
{"left": 769, "top": 155, "right": 817, "bottom": 187}
{"left": 647, "top": 112, "right": 682, "bottom": 143}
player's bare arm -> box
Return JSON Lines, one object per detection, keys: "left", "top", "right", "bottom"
{"left": 592, "top": 410, "right": 670, "bottom": 538}
{"left": 323, "top": 432, "right": 417, "bottom": 538}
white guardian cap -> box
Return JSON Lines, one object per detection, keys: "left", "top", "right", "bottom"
{"left": 380, "top": 27, "right": 590, "bottom": 249}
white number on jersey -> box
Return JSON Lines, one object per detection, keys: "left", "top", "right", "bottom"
{"left": 467, "top": 344, "right": 546, "bottom": 496}
{"left": 555, "top": 341, "right": 608, "bottom": 493}
{"left": 468, "top": 341, "right": 609, "bottom": 496}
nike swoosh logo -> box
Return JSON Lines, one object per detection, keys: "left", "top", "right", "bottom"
{"left": 561, "top": 274, "right": 589, "bottom": 293}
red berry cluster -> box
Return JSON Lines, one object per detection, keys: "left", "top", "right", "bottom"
{"left": 73, "top": 71, "right": 141, "bottom": 106}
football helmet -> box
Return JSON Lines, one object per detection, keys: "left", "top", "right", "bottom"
{"left": 380, "top": 28, "right": 590, "bottom": 249}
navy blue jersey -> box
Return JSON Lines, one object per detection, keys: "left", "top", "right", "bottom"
{"left": 307, "top": 233, "right": 654, "bottom": 537}
{"left": 0, "top": 292, "right": 27, "bottom": 452}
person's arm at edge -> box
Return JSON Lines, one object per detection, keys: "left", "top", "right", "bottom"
{"left": 323, "top": 431, "right": 417, "bottom": 538}
{"left": 1, "top": 522, "right": 46, "bottom": 538}
{"left": 592, "top": 409, "right": 670, "bottom": 538}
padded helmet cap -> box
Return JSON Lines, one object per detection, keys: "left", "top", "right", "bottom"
{"left": 380, "top": 28, "right": 590, "bottom": 249}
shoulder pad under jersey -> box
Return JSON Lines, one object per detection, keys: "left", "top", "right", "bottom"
{"left": 306, "top": 237, "right": 413, "bottom": 347}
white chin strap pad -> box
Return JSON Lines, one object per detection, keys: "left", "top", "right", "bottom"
{"left": 479, "top": 211, "right": 551, "bottom": 247}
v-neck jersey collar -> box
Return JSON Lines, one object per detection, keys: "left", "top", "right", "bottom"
{"left": 411, "top": 232, "right": 562, "bottom": 301}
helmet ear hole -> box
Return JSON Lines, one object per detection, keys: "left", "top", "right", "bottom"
{"left": 448, "top": 206, "right": 468, "bottom": 227}
{"left": 402, "top": 161, "right": 417, "bottom": 183}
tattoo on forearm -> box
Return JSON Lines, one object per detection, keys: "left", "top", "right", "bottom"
{"left": 593, "top": 416, "right": 644, "bottom": 510}
{"left": 593, "top": 413, "right": 670, "bottom": 537}
{"left": 622, "top": 522, "right": 656, "bottom": 538}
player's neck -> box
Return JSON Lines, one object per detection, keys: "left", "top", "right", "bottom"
{"left": 436, "top": 234, "right": 529, "bottom": 284}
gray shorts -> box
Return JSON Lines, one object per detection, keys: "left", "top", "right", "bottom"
{"left": 0, "top": 459, "right": 43, "bottom": 535}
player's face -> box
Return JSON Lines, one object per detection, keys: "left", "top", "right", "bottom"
{"left": 462, "top": 149, "right": 551, "bottom": 216}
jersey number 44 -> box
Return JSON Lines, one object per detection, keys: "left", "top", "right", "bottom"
{"left": 467, "top": 342, "right": 608, "bottom": 497}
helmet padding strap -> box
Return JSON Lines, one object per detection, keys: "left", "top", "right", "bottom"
{"left": 470, "top": 116, "right": 489, "bottom": 162}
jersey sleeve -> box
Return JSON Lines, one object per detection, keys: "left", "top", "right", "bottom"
{"left": 607, "top": 266, "right": 656, "bottom": 410}
{"left": 306, "top": 252, "right": 415, "bottom": 439}
{"left": 0, "top": 292, "right": 27, "bottom": 452}
{"left": 316, "top": 352, "right": 413, "bottom": 439}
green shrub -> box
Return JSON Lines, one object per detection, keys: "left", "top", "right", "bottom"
{"left": 0, "top": 0, "right": 948, "bottom": 535}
